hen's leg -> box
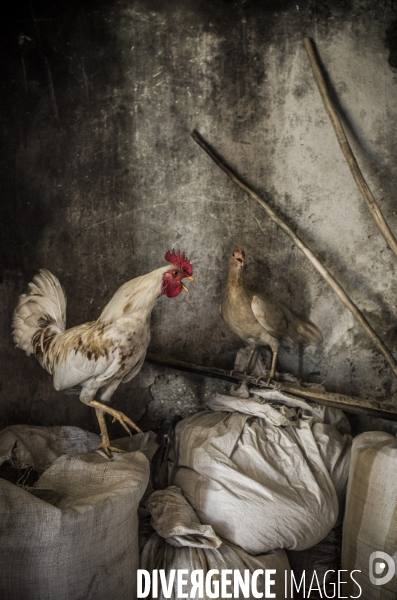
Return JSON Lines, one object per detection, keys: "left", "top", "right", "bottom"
{"left": 268, "top": 348, "right": 278, "bottom": 383}
{"left": 244, "top": 348, "right": 256, "bottom": 375}
{"left": 230, "top": 348, "right": 256, "bottom": 377}
{"left": 256, "top": 349, "right": 278, "bottom": 387}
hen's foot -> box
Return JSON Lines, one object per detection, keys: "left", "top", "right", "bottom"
{"left": 89, "top": 400, "right": 142, "bottom": 436}
{"left": 255, "top": 375, "right": 272, "bottom": 387}
{"left": 230, "top": 369, "right": 252, "bottom": 378}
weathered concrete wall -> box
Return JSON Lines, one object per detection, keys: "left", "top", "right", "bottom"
{"left": 1, "top": 0, "right": 397, "bottom": 435}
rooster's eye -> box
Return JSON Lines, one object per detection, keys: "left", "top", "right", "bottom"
{"left": 173, "top": 270, "right": 178, "bottom": 277}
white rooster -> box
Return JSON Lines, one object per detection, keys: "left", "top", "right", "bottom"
{"left": 12, "top": 250, "right": 194, "bottom": 456}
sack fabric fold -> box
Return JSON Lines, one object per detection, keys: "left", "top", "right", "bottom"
{"left": 142, "top": 485, "right": 290, "bottom": 599}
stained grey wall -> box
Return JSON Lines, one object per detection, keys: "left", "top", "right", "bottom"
{"left": 1, "top": 0, "right": 397, "bottom": 435}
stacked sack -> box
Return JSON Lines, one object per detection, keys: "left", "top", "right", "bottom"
{"left": 0, "top": 425, "right": 156, "bottom": 600}
{"left": 141, "top": 485, "right": 290, "bottom": 599}
{"left": 168, "top": 390, "right": 352, "bottom": 555}
{"left": 342, "top": 431, "right": 397, "bottom": 599}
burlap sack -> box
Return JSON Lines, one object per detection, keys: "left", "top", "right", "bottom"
{"left": 169, "top": 393, "right": 351, "bottom": 555}
{"left": 342, "top": 431, "right": 397, "bottom": 599}
{"left": 141, "top": 486, "right": 290, "bottom": 599}
{"left": 0, "top": 425, "right": 152, "bottom": 600}
{"left": 0, "top": 424, "right": 158, "bottom": 469}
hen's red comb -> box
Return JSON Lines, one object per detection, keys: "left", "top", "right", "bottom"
{"left": 165, "top": 249, "right": 193, "bottom": 276}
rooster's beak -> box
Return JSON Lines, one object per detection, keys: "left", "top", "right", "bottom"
{"left": 187, "top": 275, "right": 195, "bottom": 281}
{"left": 181, "top": 282, "right": 189, "bottom": 292}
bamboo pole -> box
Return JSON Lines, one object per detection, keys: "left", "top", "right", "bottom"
{"left": 190, "top": 129, "right": 397, "bottom": 378}
{"left": 304, "top": 37, "right": 397, "bottom": 259}
{"left": 146, "top": 353, "right": 397, "bottom": 421}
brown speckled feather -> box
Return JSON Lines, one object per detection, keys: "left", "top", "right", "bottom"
{"left": 13, "top": 265, "right": 171, "bottom": 397}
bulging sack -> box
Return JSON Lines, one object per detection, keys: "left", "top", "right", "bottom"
{"left": 0, "top": 425, "right": 151, "bottom": 600}
{"left": 141, "top": 486, "right": 290, "bottom": 599}
{"left": 342, "top": 431, "right": 397, "bottom": 600}
{"left": 169, "top": 393, "right": 351, "bottom": 555}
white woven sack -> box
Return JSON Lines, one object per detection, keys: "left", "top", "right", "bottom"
{"left": 0, "top": 425, "right": 151, "bottom": 600}
{"left": 169, "top": 393, "right": 351, "bottom": 555}
{"left": 342, "top": 431, "right": 397, "bottom": 599}
{"left": 141, "top": 486, "right": 290, "bottom": 599}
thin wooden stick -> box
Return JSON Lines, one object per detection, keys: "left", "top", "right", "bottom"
{"left": 190, "top": 129, "right": 397, "bottom": 378}
{"left": 146, "top": 353, "right": 397, "bottom": 421}
{"left": 304, "top": 37, "right": 397, "bottom": 259}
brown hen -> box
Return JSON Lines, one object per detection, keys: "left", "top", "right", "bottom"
{"left": 220, "top": 246, "right": 323, "bottom": 384}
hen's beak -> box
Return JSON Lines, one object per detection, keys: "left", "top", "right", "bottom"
{"left": 181, "top": 282, "right": 189, "bottom": 292}
{"left": 187, "top": 275, "right": 195, "bottom": 281}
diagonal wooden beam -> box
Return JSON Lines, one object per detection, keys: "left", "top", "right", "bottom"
{"left": 304, "top": 37, "right": 397, "bottom": 259}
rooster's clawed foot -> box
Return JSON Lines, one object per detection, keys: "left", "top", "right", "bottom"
{"left": 92, "top": 403, "right": 142, "bottom": 459}
{"left": 96, "top": 442, "right": 127, "bottom": 459}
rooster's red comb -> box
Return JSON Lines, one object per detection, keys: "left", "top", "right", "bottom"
{"left": 165, "top": 249, "right": 193, "bottom": 276}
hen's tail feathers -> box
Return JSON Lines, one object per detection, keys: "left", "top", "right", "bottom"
{"left": 12, "top": 270, "right": 66, "bottom": 364}
{"left": 286, "top": 311, "right": 323, "bottom": 346}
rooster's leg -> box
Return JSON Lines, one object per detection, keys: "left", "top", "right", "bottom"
{"left": 94, "top": 408, "right": 127, "bottom": 458}
{"left": 89, "top": 400, "right": 142, "bottom": 434}
{"left": 87, "top": 401, "right": 142, "bottom": 458}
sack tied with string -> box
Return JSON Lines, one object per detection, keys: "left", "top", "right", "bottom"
{"left": 169, "top": 392, "right": 351, "bottom": 555}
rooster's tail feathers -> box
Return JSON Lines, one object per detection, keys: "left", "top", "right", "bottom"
{"left": 12, "top": 269, "right": 66, "bottom": 357}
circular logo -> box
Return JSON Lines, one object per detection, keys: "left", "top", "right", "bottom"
{"left": 369, "top": 551, "right": 396, "bottom": 586}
